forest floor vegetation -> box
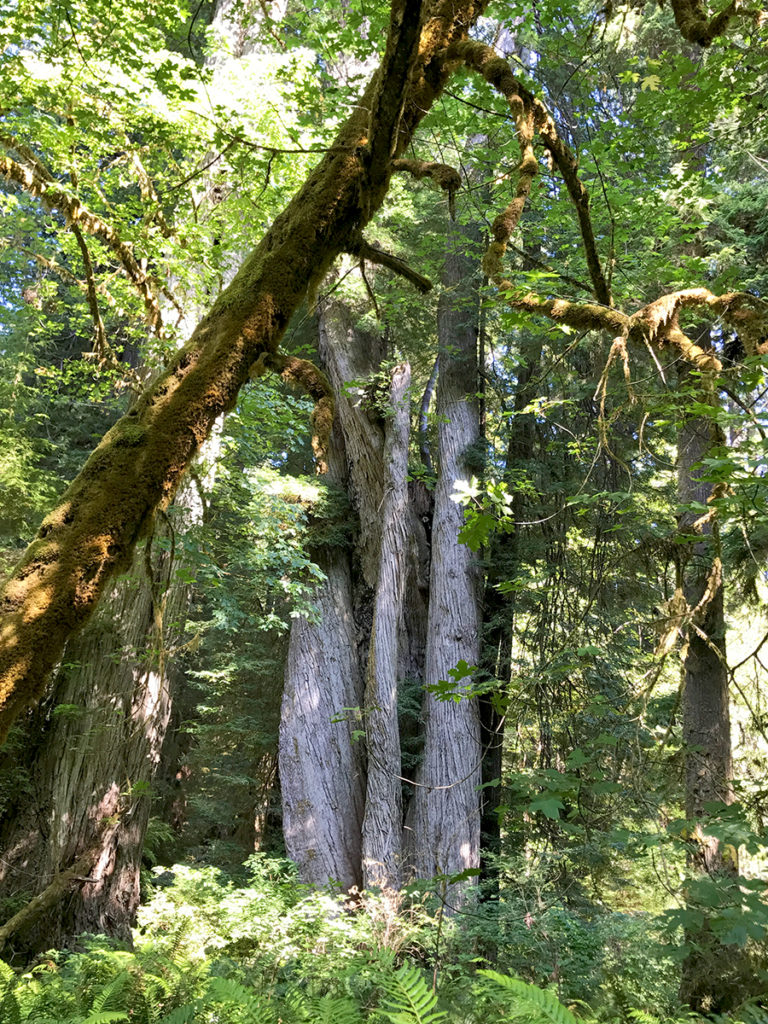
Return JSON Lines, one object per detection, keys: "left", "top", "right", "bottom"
{"left": 1, "top": 854, "right": 765, "bottom": 1024}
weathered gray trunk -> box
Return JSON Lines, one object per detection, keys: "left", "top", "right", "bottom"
{"left": 0, "top": 515, "right": 188, "bottom": 954}
{"left": 278, "top": 303, "right": 383, "bottom": 890}
{"left": 279, "top": 530, "right": 367, "bottom": 889}
{"left": 361, "top": 363, "right": 412, "bottom": 890}
{"left": 411, "top": 223, "right": 482, "bottom": 888}
{"left": 280, "top": 300, "right": 430, "bottom": 891}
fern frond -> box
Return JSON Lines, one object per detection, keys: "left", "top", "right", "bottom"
{"left": 736, "top": 1006, "right": 768, "bottom": 1024}
{"left": 91, "top": 971, "right": 130, "bottom": 1013}
{"left": 628, "top": 1011, "right": 662, "bottom": 1024}
{"left": 206, "top": 975, "right": 276, "bottom": 1024}
{"left": 478, "top": 970, "right": 579, "bottom": 1024}
{"left": 378, "top": 964, "right": 447, "bottom": 1024}
{"left": 0, "top": 990, "right": 22, "bottom": 1024}
{"left": 156, "top": 1006, "right": 198, "bottom": 1024}
{"left": 313, "top": 994, "right": 362, "bottom": 1024}
{"left": 0, "top": 959, "right": 16, "bottom": 987}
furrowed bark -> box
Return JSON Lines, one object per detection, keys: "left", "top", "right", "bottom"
{"left": 278, "top": 493, "right": 367, "bottom": 889}
{"left": 278, "top": 303, "right": 384, "bottom": 890}
{"left": 362, "top": 363, "right": 412, "bottom": 891}
{"left": 0, "top": 511, "right": 189, "bottom": 955}
{"left": 411, "top": 220, "right": 483, "bottom": 893}
{"left": 0, "top": 0, "right": 489, "bottom": 744}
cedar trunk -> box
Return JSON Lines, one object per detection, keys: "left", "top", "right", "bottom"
{"left": 411, "top": 222, "right": 482, "bottom": 889}
{"left": 0, "top": 520, "right": 188, "bottom": 955}
{"left": 361, "top": 363, "right": 412, "bottom": 890}
{"left": 279, "top": 301, "right": 429, "bottom": 890}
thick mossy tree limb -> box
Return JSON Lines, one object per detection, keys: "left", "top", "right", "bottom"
{"left": 0, "top": 0, "right": 490, "bottom": 744}
{"left": 503, "top": 287, "right": 766, "bottom": 373}
{"left": 0, "top": 846, "right": 100, "bottom": 952}
{"left": 669, "top": 0, "right": 739, "bottom": 45}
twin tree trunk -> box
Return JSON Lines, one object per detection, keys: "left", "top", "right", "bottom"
{"left": 281, "top": 219, "right": 483, "bottom": 893}
{"left": 410, "top": 224, "right": 482, "bottom": 888}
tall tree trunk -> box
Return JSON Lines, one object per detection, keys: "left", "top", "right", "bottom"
{"left": 0, "top": 513, "right": 189, "bottom": 955}
{"left": 676, "top": 371, "right": 737, "bottom": 1013}
{"left": 280, "top": 300, "right": 429, "bottom": 891}
{"left": 362, "top": 362, "right": 411, "bottom": 890}
{"left": 279, "top": 527, "right": 367, "bottom": 890}
{"left": 411, "top": 222, "right": 482, "bottom": 891}
{"left": 479, "top": 333, "right": 543, "bottom": 889}
{"left": 278, "top": 303, "right": 384, "bottom": 890}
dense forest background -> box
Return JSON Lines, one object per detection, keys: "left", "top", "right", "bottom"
{"left": 1, "top": 0, "right": 768, "bottom": 1020}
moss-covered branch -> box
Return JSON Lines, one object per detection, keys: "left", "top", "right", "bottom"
{"left": 669, "top": 0, "right": 739, "bottom": 45}
{"left": 0, "top": 0, "right": 490, "bottom": 744}
{"left": 0, "top": 143, "right": 164, "bottom": 332}
{"left": 447, "top": 41, "right": 612, "bottom": 306}
{"left": 264, "top": 354, "right": 335, "bottom": 475}
{"left": 391, "top": 158, "right": 462, "bottom": 216}
{"left": 503, "top": 286, "right": 766, "bottom": 373}
{"left": 0, "top": 847, "right": 99, "bottom": 951}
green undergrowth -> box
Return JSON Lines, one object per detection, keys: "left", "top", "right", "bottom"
{"left": 1, "top": 856, "right": 765, "bottom": 1024}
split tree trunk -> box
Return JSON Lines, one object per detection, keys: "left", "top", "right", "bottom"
{"left": 280, "top": 300, "right": 429, "bottom": 891}
{"left": 278, "top": 302, "right": 384, "bottom": 890}
{"left": 411, "top": 221, "right": 483, "bottom": 890}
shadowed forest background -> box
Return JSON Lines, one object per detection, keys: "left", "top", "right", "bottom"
{"left": 2, "top": 0, "right": 768, "bottom": 1020}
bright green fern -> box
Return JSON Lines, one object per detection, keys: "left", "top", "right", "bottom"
{"left": 478, "top": 970, "right": 579, "bottom": 1024}
{"left": 0, "top": 959, "right": 22, "bottom": 1024}
{"left": 206, "top": 975, "right": 276, "bottom": 1024}
{"left": 377, "top": 964, "right": 447, "bottom": 1024}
